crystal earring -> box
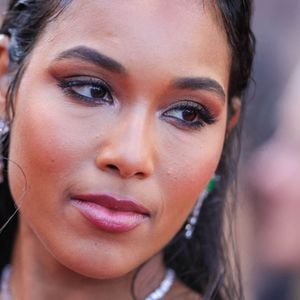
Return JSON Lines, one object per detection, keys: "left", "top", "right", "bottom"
{"left": 14, "top": 0, "right": 29, "bottom": 9}
{"left": 0, "top": 119, "right": 9, "bottom": 184}
{"left": 184, "top": 175, "right": 218, "bottom": 239}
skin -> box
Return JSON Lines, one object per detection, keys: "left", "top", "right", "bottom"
{"left": 247, "top": 62, "right": 300, "bottom": 271}
{"left": 0, "top": 0, "right": 234, "bottom": 299}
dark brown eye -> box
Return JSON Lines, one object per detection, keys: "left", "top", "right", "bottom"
{"left": 163, "top": 106, "right": 201, "bottom": 124}
{"left": 72, "top": 85, "right": 111, "bottom": 101}
{"left": 162, "top": 100, "right": 216, "bottom": 129}
{"left": 182, "top": 109, "right": 198, "bottom": 122}
{"left": 90, "top": 86, "right": 107, "bottom": 99}
{"left": 59, "top": 78, "right": 113, "bottom": 105}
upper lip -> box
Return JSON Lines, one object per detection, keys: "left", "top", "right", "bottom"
{"left": 71, "top": 193, "right": 150, "bottom": 216}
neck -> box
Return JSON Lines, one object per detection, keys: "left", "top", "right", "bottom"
{"left": 9, "top": 222, "right": 167, "bottom": 300}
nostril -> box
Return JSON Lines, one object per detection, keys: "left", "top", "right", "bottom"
{"left": 107, "top": 164, "right": 119, "bottom": 172}
{"left": 135, "top": 172, "right": 144, "bottom": 178}
{"left": 106, "top": 164, "right": 145, "bottom": 178}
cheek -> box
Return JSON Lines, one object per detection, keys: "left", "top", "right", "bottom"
{"left": 155, "top": 124, "right": 226, "bottom": 232}
{"left": 8, "top": 90, "right": 88, "bottom": 204}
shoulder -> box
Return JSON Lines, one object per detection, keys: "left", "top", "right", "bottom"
{"left": 166, "top": 279, "right": 202, "bottom": 300}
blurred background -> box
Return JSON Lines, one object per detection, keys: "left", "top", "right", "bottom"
{"left": 0, "top": 0, "right": 6, "bottom": 24}
{"left": 238, "top": 1, "right": 300, "bottom": 300}
{"left": 0, "top": 0, "right": 300, "bottom": 299}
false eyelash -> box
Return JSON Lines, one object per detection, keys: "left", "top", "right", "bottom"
{"left": 57, "top": 77, "right": 113, "bottom": 105}
{"left": 163, "top": 101, "right": 217, "bottom": 129}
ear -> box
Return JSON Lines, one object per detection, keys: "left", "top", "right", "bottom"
{"left": 227, "top": 97, "right": 241, "bottom": 132}
{"left": 0, "top": 34, "right": 10, "bottom": 119}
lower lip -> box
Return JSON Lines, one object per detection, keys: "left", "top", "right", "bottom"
{"left": 71, "top": 199, "right": 148, "bottom": 233}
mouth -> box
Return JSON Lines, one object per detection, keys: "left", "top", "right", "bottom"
{"left": 70, "top": 193, "right": 150, "bottom": 233}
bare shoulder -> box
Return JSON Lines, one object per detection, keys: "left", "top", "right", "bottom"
{"left": 166, "top": 279, "right": 203, "bottom": 300}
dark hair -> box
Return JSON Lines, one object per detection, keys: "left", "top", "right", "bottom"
{"left": 0, "top": 1, "right": 255, "bottom": 299}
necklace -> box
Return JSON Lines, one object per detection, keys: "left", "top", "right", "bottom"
{"left": 145, "top": 268, "right": 175, "bottom": 300}
{"left": 0, "top": 265, "right": 11, "bottom": 300}
{"left": 0, "top": 266, "right": 175, "bottom": 300}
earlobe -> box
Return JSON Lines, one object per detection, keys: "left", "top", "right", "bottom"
{"left": 0, "top": 34, "right": 10, "bottom": 118}
{"left": 227, "top": 97, "right": 241, "bottom": 132}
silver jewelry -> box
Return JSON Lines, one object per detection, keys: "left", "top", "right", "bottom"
{"left": 0, "top": 265, "right": 12, "bottom": 300}
{"left": 145, "top": 268, "right": 175, "bottom": 300}
{"left": 0, "top": 266, "right": 175, "bottom": 300}
{"left": 0, "top": 119, "right": 9, "bottom": 184}
{"left": 185, "top": 176, "right": 218, "bottom": 239}
{"left": 14, "top": 0, "right": 29, "bottom": 9}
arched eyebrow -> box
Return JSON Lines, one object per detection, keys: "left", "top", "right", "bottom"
{"left": 171, "top": 77, "right": 226, "bottom": 102}
{"left": 55, "top": 46, "right": 127, "bottom": 74}
{"left": 55, "top": 46, "right": 225, "bottom": 102}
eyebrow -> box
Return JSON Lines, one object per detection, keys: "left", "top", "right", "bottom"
{"left": 55, "top": 46, "right": 127, "bottom": 74}
{"left": 171, "top": 77, "right": 226, "bottom": 102}
{"left": 55, "top": 46, "right": 225, "bottom": 101}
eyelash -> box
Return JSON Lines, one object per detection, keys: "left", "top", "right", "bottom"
{"left": 58, "top": 77, "right": 113, "bottom": 106}
{"left": 57, "top": 77, "right": 216, "bottom": 129}
{"left": 162, "top": 101, "right": 216, "bottom": 129}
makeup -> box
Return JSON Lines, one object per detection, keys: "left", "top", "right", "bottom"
{"left": 70, "top": 194, "right": 150, "bottom": 233}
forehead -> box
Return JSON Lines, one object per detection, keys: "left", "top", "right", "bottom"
{"left": 53, "top": 0, "right": 224, "bottom": 38}
{"left": 33, "top": 0, "right": 231, "bottom": 93}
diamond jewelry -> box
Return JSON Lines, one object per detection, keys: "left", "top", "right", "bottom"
{"left": 145, "top": 268, "right": 175, "bottom": 300}
{"left": 14, "top": 0, "right": 29, "bottom": 9}
{"left": 0, "top": 265, "right": 11, "bottom": 300}
{"left": 185, "top": 175, "right": 218, "bottom": 239}
{"left": 0, "top": 266, "right": 175, "bottom": 300}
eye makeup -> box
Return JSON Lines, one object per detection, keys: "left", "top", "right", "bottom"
{"left": 162, "top": 100, "right": 217, "bottom": 129}
{"left": 57, "top": 76, "right": 114, "bottom": 106}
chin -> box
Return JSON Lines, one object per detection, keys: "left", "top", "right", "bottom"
{"left": 53, "top": 248, "right": 137, "bottom": 280}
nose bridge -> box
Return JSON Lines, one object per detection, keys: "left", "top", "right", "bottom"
{"left": 97, "top": 106, "right": 155, "bottom": 178}
{"left": 119, "top": 107, "right": 153, "bottom": 159}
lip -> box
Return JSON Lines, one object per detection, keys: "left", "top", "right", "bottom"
{"left": 70, "top": 194, "right": 150, "bottom": 233}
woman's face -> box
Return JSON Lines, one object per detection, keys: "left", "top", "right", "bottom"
{"left": 8, "top": 0, "right": 231, "bottom": 278}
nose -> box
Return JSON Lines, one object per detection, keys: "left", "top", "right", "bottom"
{"left": 95, "top": 112, "right": 155, "bottom": 179}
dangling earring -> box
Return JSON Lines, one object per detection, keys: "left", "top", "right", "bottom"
{"left": 14, "top": 0, "right": 29, "bottom": 10}
{"left": 185, "top": 175, "right": 218, "bottom": 239}
{"left": 0, "top": 119, "right": 9, "bottom": 184}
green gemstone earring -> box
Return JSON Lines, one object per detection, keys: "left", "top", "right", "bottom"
{"left": 184, "top": 175, "right": 218, "bottom": 239}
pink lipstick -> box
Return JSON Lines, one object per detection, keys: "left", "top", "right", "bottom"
{"left": 70, "top": 194, "right": 150, "bottom": 233}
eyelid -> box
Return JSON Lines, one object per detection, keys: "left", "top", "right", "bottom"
{"left": 161, "top": 99, "right": 217, "bottom": 130}
{"left": 57, "top": 75, "right": 114, "bottom": 105}
{"left": 59, "top": 75, "right": 112, "bottom": 89}
{"left": 164, "top": 100, "right": 211, "bottom": 116}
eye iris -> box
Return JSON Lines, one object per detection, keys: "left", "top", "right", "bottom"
{"left": 182, "top": 109, "right": 198, "bottom": 122}
{"left": 91, "top": 86, "right": 106, "bottom": 98}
